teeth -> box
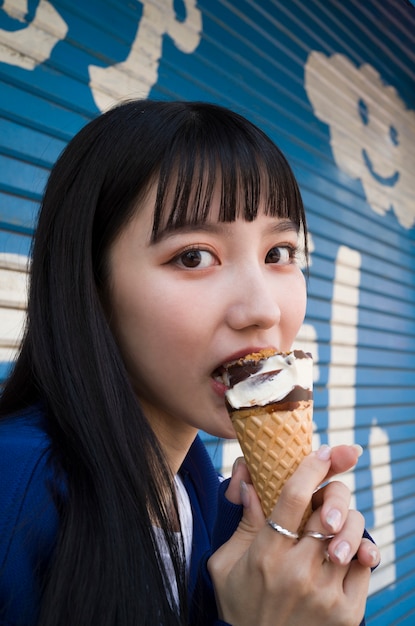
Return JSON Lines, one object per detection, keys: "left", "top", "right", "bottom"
{"left": 213, "top": 367, "right": 229, "bottom": 385}
{"left": 220, "top": 371, "right": 230, "bottom": 386}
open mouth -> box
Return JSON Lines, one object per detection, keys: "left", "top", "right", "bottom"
{"left": 212, "top": 365, "right": 229, "bottom": 386}
{"left": 212, "top": 354, "right": 269, "bottom": 388}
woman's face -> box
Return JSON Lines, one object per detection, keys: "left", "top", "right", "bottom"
{"left": 106, "top": 183, "right": 307, "bottom": 461}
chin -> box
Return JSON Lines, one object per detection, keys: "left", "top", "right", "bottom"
{"left": 215, "top": 423, "right": 237, "bottom": 440}
{"left": 223, "top": 427, "right": 237, "bottom": 440}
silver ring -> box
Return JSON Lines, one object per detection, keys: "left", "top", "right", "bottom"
{"left": 302, "top": 530, "right": 335, "bottom": 541}
{"left": 266, "top": 518, "right": 299, "bottom": 540}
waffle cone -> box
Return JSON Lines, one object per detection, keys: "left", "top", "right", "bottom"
{"left": 230, "top": 399, "right": 313, "bottom": 529}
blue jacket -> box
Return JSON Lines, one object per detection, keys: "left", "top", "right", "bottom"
{"left": 0, "top": 407, "right": 367, "bottom": 625}
{"left": 0, "top": 406, "right": 239, "bottom": 625}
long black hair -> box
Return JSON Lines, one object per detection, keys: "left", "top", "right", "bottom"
{"left": 0, "top": 100, "right": 307, "bottom": 625}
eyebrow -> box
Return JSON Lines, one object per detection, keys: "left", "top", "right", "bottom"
{"left": 154, "top": 219, "right": 298, "bottom": 243}
{"left": 269, "top": 220, "right": 298, "bottom": 234}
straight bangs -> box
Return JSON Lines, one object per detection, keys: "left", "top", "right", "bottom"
{"left": 150, "top": 108, "right": 306, "bottom": 247}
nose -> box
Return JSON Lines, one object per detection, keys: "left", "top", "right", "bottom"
{"left": 225, "top": 266, "right": 281, "bottom": 331}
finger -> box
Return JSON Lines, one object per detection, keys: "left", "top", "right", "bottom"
{"left": 225, "top": 457, "right": 250, "bottom": 505}
{"left": 209, "top": 479, "right": 265, "bottom": 580}
{"left": 312, "top": 480, "right": 351, "bottom": 534}
{"left": 336, "top": 534, "right": 376, "bottom": 621}
{"left": 343, "top": 559, "right": 372, "bottom": 617}
{"left": 325, "top": 444, "right": 363, "bottom": 480}
{"left": 326, "top": 509, "right": 365, "bottom": 565}
{"left": 224, "top": 458, "right": 266, "bottom": 549}
{"left": 356, "top": 538, "right": 381, "bottom": 569}
{"left": 268, "top": 445, "right": 333, "bottom": 533}
{"left": 236, "top": 480, "right": 266, "bottom": 539}
{"left": 298, "top": 507, "right": 337, "bottom": 564}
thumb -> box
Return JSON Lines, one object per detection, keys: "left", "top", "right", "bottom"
{"left": 225, "top": 456, "right": 250, "bottom": 504}
{"left": 227, "top": 460, "right": 266, "bottom": 551}
{"left": 236, "top": 479, "right": 266, "bottom": 541}
{"left": 209, "top": 479, "right": 264, "bottom": 579}
{"left": 225, "top": 457, "right": 265, "bottom": 537}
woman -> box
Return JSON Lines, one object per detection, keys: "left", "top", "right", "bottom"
{"left": 0, "top": 100, "right": 379, "bottom": 625}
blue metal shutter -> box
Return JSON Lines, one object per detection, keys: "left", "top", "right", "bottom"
{"left": 0, "top": 0, "right": 414, "bottom": 622}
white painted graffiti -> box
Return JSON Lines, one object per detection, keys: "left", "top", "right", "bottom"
{"left": 88, "top": 0, "right": 202, "bottom": 111}
{"left": 305, "top": 52, "right": 415, "bottom": 229}
{"left": 0, "top": 0, "right": 202, "bottom": 109}
{"left": 327, "top": 245, "right": 395, "bottom": 591}
{"left": 0, "top": 0, "right": 67, "bottom": 69}
{"left": 0, "top": 253, "right": 29, "bottom": 367}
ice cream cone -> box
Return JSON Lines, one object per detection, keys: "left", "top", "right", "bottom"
{"left": 229, "top": 399, "right": 313, "bottom": 526}
{"left": 223, "top": 350, "right": 314, "bottom": 531}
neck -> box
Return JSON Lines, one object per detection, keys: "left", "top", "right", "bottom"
{"left": 139, "top": 400, "right": 198, "bottom": 474}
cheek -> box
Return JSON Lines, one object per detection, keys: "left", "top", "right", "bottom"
{"left": 110, "top": 279, "right": 205, "bottom": 369}
{"left": 281, "top": 272, "right": 307, "bottom": 334}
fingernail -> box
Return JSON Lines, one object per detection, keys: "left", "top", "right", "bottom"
{"left": 369, "top": 548, "right": 379, "bottom": 566}
{"left": 326, "top": 508, "right": 342, "bottom": 532}
{"left": 317, "top": 444, "right": 332, "bottom": 461}
{"left": 352, "top": 444, "right": 364, "bottom": 458}
{"left": 334, "top": 541, "right": 351, "bottom": 564}
{"left": 240, "top": 480, "right": 250, "bottom": 509}
{"left": 232, "top": 457, "right": 245, "bottom": 476}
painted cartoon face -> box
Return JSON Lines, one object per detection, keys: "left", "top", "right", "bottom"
{"left": 358, "top": 97, "right": 400, "bottom": 188}
{"left": 305, "top": 51, "right": 415, "bottom": 229}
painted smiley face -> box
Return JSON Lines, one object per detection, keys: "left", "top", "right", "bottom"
{"left": 305, "top": 51, "right": 415, "bottom": 229}
{"left": 358, "top": 98, "right": 400, "bottom": 188}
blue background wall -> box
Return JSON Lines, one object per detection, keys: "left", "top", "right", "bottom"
{"left": 1, "top": 1, "right": 414, "bottom": 622}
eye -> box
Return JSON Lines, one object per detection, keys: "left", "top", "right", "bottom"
{"left": 390, "top": 125, "right": 399, "bottom": 146}
{"left": 173, "top": 0, "right": 186, "bottom": 21}
{"left": 174, "top": 248, "right": 217, "bottom": 269}
{"left": 358, "top": 98, "right": 369, "bottom": 125}
{"left": 265, "top": 246, "right": 293, "bottom": 265}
